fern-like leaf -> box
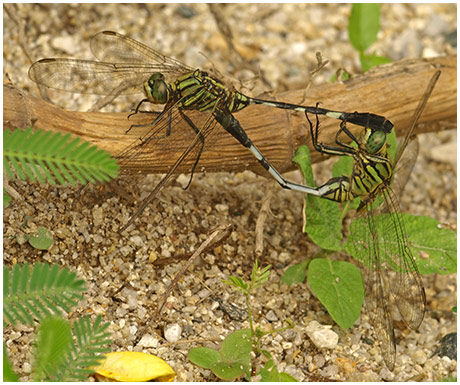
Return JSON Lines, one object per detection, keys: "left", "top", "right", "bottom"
{"left": 49, "top": 315, "right": 112, "bottom": 381}
{"left": 33, "top": 317, "right": 73, "bottom": 382}
{"left": 4, "top": 127, "right": 119, "bottom": 186}
{"left": 3, "top": 263, "right": 86, "bottom": 326}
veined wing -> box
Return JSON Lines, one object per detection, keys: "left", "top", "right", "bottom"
{"left": 90, "top": 31, "right": 194, "bottom": 75}
{"left": 358, "top": 204, "right": 397, "bottom": 370}
{"left": 116, "top": 108, "right": 206, "bottom": 172}
{"left": 29, "top": 58, "right": 179, "bottom": 95}
{"left": 394, "top": 71, "right": 440, "bottom": 167}
{"left": 118, "top": 99, "right": 229, "bottom": 231}
{"left": 378, "top": 187, "right": 426, "bottom": 329}
{"left": 357, "top": 185, "right": 426, "bottom": 370}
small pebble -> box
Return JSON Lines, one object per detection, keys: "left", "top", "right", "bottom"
{"left": 51, "top": 34, "right": 80, "bottom": 54}
{"left": 266, "top": 310, "right": 278, "bottom": 322}
{"left": 137, "top": 334, "right": 160, "bottom": 348}
{"left": 428, "top": 142, "right": 457, "bottom": 166}
{"left": 313, "top": 354, "right": 326, "bottom": 368}
{"left": 92, "top": 206, "right": 103, "bottom": 227}
{"left": 412, "top": 349, "right": 427, "bottom": 365}
{"left": 130, "top": 235, "right": 144, "bottom": 247}
{"left": 306, "top": 321, "right": 339, "bottom": 349}
{"left": 321, "top": 364, "right": 338, "bottom": 377}
{"left": 164, "top": 323, "right": 182, "bottom": 343}
{"left": 23, "top": 362, "right": 32, "bottom": 374}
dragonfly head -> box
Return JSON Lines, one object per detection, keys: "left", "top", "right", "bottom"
{"left": 144, "top": 73, "right": 170, "bottom": 104}
{"left": 364, "top": 129, "right": 386, "bottom": 154}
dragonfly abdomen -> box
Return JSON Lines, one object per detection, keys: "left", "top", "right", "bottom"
{"left": 317, "top": 176, "right": 355, "bottom": 202}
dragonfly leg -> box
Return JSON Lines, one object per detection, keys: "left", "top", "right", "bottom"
{"left": 126, "top": 98, "right": 150, "bottom": 132}
{"left": 334, "top": 120, "right": 359, "bottom": 149}
{"left": 305, "top": 109, "right": 355, "bottom": 157}
{"left": 178, "top": 109, "right": 205, "bottom": 190}
{"left": 128, "top": 107, "right": 173, "bottom": 141}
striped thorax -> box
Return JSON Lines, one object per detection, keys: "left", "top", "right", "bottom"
{"left": 320, "top": 128, "right": 393, "bottom": 204}
{"left": 143, "top": 69, "right": 249, "bottom": 114}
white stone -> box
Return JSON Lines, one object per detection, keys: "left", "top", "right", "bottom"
{"left": 412, "top": 349, "right": 427, "bottom": 365}
{"left": 137, "top": 334, "right": 160, "bottom": 348}
{"left": 164, "top": 323, "right": 182, "bottom": 342}
{"left": 306, "top": 321, "right": 339, "bottom": 349}
{"left": 130, "top": 235, "right": 144, "bottom": 247}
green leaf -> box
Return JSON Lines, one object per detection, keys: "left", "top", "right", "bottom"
{"left": 293, "top": 146, "right": 343, "bottom": 251}
{"left": 305, "top": 196, "right": 342, "bottom": 251}
{"left": 260, "top": 361, "right": 280, "bottom": 382}
{"left": 281, "top": 259, "right": 309, "bottom": 286}
{"left": 223, "top": 276, "right": 247, "bottom": 291}
{"left": 28, "top": 227, "right": 53, "bottom": 250}
{"left": 188, "top": 347, "right": 222, "bottom": 369}
{"left": 33, "top": 317, "right": 73, "bottom": 381}
{"left": 211, "top": 361, "right": 247, "bottom": 381}
{"left": 49, "top": 315, "right": 111, "bottom": 381}
{"left": 348, "top": 4, "right": 381, "bottom": 52}
{"left": 251, "top": 262, "right": 271, "bottom": 289}
{"left": 386, "top": 128, "right": 397, "bottom": 164}
{"left": 3, "top": 263, "right": 86, "bottom": 326}
{"left": 344, "top": 214, "right": 457, "bottom": 275}
{"left": 3, "top": 344, "right": 19, "bottom": 381}
{"left": 3, "top": 128, "right": 119, "bottom": 187}
{"left": 3, "top": 189, "right": 12, "bottom": 207}
{"left": 360, "top": 52, "right": 392, "bottom": 72}
{"left": 259, "top": 359, "right": 298, "bottom": 382}
{"left": 330, "top": 70, "right": 351, "bottom": 83}
{"left": 402, "top": 215, "right": 456, "bottom": 274}
{"left": 308, "top": 259, "right": 364, "bottom": 329}
{"left": 332, "top": 155, "right": 353, "bottom": 179}
{"left": 292, "top": 146, "right": 315, "bottom": 185}
{"left": 220, "top": 329, "right": 252, "bottom": 363}
{"left": 279, "top": 372, "right": 299, "bottom": 382}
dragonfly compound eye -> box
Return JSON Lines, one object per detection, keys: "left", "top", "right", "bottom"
{"left": 366, "top": 130, "right": 386, "bottom": 154}
{"left": 146, "top": 73, "right": 169, "bottom": 104}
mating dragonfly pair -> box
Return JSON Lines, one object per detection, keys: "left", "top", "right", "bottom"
{"left": 29, "top": 31, "right": 439, "bottom": 370}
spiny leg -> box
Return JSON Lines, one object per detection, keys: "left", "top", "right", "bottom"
{"left": 305, "top": 108, "right": 355, "bottom": 157}
{"left": 127, "top": 106, "right": 174, "bottom": 141}
{"left": 178, "top": 109, "right": 205, "bottom": 190}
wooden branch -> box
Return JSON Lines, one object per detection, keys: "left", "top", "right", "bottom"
{"left": 4, "top": 55, "right": 456, "bottom": 176}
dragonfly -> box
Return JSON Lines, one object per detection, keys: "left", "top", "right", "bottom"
{"left": 300, "top": 71, "right": 440, "bottom": 370}
{"left": 29, "top": 30, "right": 393, "bottom": 230}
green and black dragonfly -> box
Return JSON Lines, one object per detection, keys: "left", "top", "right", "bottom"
{"left": 29, "top": 31, "right": 393, "bottom": 230}
{"left": 299, "top": 71, "right": 440, "bottom": 370}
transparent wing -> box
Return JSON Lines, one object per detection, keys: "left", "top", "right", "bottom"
{"left": 90, "top": 31, "right": 194, "bottom": 74}
{"left": 117, "top": 99, "right": 229, "bottom": 230}
{"left": 28, "top": 58, "right": 160, "bottom": 95}
{"left": 378, "top": 187, "right": 426, "bottom": 329}
{"left": 358, "top": 207, "right": 397, "bottom": 371}
{"left": 29, "top": 31, "right": 196, "bottom": 95}
{"left": 117, "top": 107, "right": 215, "bottom": 173}
{"left": 394, "top": 71, "right": 440, "bottom": 167}
{"left": 356, "top": 184, "right": 426, "bottom": 370}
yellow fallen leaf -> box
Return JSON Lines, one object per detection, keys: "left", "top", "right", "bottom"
{"left": 93, "top": 351, "right": 175, "bottom": 382}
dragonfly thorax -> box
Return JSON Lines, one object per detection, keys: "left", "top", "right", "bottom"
{"left": 144, "top": 73, "right": 170, "bottom": 104}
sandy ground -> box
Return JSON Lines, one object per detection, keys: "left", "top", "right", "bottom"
{"left": 3, "top": 3, "right": 457, "bottom": 381}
